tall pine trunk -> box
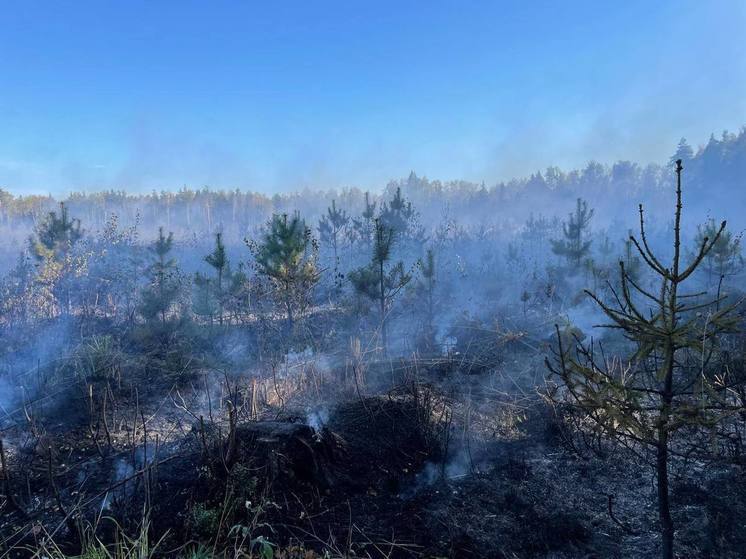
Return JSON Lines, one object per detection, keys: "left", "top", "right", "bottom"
{"left": 379, "top": 256, "right": 387, "bottom": 353}
{"left": 657, "top": 348, "right": 674, "bottom": 559}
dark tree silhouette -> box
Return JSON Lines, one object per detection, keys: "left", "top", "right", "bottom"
{"left": 349, "top": 218, "right": 411, "bottom": 354}
{"left": 550, "top": 197, "right": 594, "bottom": 267}
{"left": 547, "top": 161, "right": 741, "bottom": 559}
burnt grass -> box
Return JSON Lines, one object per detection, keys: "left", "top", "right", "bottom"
{"left": 3, "top": 365, "right": 746, "bottom": 558}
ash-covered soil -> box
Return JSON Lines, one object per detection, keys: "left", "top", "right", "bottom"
{"left": 3, "top": 371, "right": 745, "bottom": 559}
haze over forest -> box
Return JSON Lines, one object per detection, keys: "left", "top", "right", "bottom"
{"left": 2, "top": 2, "right": 745, "bottom": 194}
{"left": 1, "top": 3, "right": 746, "bottom": 559}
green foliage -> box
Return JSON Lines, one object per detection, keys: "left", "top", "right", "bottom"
{"left": 190, "top": 503, "right": 221, "bottom": 538}
{"left": 30, "top": 202, "right": 84, "bottom": 261}
{"left": 25, "top": 202, "right": 89, "bottom": 315}
{"left": 550, "top": 198, "right": 594, "bottom": 267}
{"left": 349, "top": 219, "right": 411, "bottom": 352}
{"left": 194, "top": 232, "right": 233, "bottom": 325}
{"left": 547, "top": 161, "right": 741, "bottom": 559}
{"left": 249, "top": 213, "right": 319, "bottom": 332}
{"left": 379, "top": 186, "right": 425, "bottom": 244}
{"left": 34, "top": 516, "right": 166, "bottom": 559}
{"left": 318, "top": 199, "right": 349, "bottom": 265}
{"left": 140, "top": 227, "right": 182, "bottom": 325}
{"left": 74, "top": 335, "right": 121, "bottom": 383}
{"left": 205, "top": 232, "right": 228, "bottom": 275}
{"left": 379, "top": 187, "right": 413, "bottom": 236}
{"left": 76, "top": 547, "right": 108, "bottom": 559}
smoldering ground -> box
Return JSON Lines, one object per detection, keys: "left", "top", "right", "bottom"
{"left": 1, "top": 129, "right": 746, "bottom": 558}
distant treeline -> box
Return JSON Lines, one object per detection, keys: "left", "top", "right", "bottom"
{"left": 1, "top": 128, "right": 744, "bottom": 250}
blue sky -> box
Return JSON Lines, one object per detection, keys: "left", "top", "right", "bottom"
{"left": 1, "top": 1, "right": 745, "bottom": 195}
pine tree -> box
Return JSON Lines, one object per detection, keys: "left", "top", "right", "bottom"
{"left": 379, "top": 186, "right": 425, "bottom": 244}
{"left": 550, "top": 198, "right": 594, "bottom": 267}
{"left": 415, "top": 248, "right": 438, "bottom": 352}
{"left": 379, "top": 187, "right": 413, "bottom": 236}
{"left": 140, "top": 227, "right": 181, "bottom": 325}
{"left": 318, "top": 199, "right": 349, "bottom": 267}
{"left": 30, "top": 202, "right": 83, "bottom": 260}
{"left": 248, "top": 213, "right": 319, "bottom": 334}
{"left": 351, "top": 192, "right": 377, "bottom": 248}
{"left": 547, "top": 161, "right": 740, "bottom": 559}
{"left": 349, "top": 218, "right": 411, "bottom": 353}
{"left": 204, "top": 232, "right": 230, "bottom": 325}
{"left": 29, "top": 202, "right": 85, "bottom": 314}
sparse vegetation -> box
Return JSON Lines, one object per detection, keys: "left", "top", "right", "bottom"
{"left": 1, "top": 135, "right": 746, "bottom": 559}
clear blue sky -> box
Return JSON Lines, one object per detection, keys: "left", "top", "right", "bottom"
{"left": 1, "top": 1, "right": 744, "bottom": 195}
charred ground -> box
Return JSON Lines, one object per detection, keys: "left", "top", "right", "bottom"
{"left": 1, "top": 152, "right": 746, "bottom": 558}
